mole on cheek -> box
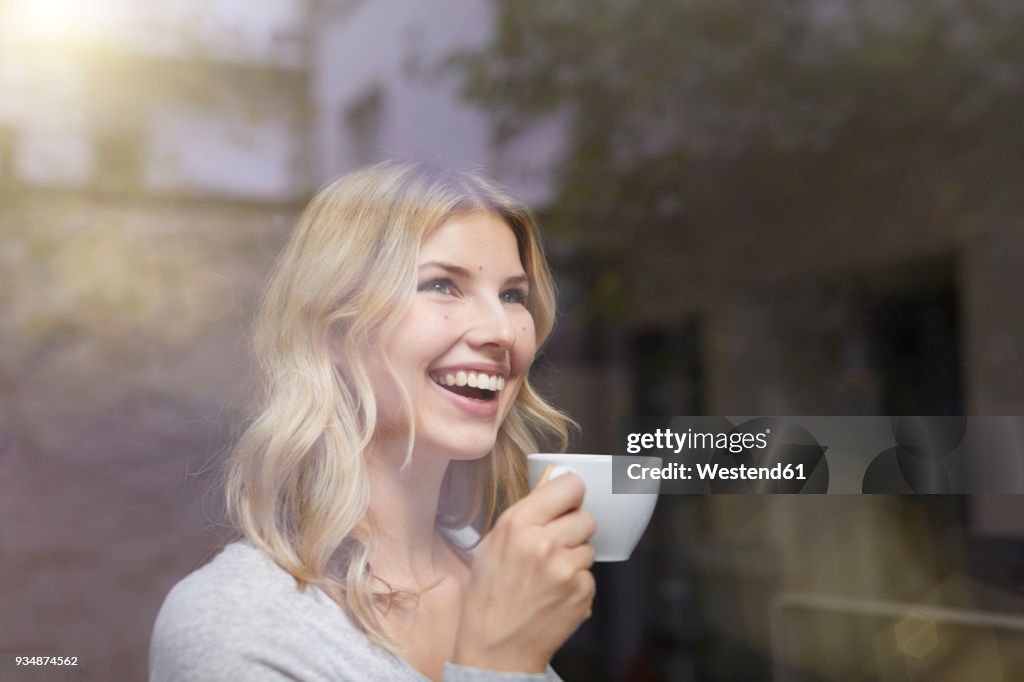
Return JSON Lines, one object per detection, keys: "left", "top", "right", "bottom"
{"left": 478, "top": 266, "right": 483, "bottom": 271}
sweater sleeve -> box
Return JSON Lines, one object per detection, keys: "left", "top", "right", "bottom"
{"left": 150, "top": 599, "right": 291, "bottom": 681}
{"left": 149, "top": 575, "right": 337, "bottom": 682}
{"left": 149, "top": 547, "right": 359, "bottom": 682}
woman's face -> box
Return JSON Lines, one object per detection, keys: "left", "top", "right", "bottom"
{"left": 369, "top": 210, "right": 537, "bottom": 461}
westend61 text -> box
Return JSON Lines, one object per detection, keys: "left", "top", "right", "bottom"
{"left": 625, "top": 428, "right": 770, "bottom": 454}
{"left": 627, "top": 461, "right": 807, "bottom": 481}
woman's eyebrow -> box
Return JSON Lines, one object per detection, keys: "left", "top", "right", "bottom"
{"left": 505, "top": 274, "right": 530, "bottom": 289}
{"left": 419, "top": 261, "right": 529, "bottom": 288}
{"left": 419, "top": 261, "right": 471, "bottom": 277}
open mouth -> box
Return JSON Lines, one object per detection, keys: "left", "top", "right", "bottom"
{"left": 430, "top": 371, "right": 505, "bottom": 402}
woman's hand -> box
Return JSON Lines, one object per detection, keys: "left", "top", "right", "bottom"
{"left": 451, "top": 469, "right": 597, "bottom": 673}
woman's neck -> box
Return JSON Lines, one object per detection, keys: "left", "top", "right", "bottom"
{"left": 364, "top": 440, "right": 454, "bottom": 589}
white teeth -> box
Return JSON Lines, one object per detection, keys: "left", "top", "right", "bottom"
{"left": 431, "top": 371, "right": 506, "bottom": 391}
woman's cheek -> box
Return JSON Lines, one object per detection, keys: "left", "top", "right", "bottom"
{"left": 514, "top": 316, "right": 538, "bottom": 367}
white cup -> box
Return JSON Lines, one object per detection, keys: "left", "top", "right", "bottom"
{"left": 527, "top": 453, "right": 662, "bottom": 562}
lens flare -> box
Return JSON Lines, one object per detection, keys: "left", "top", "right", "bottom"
{"left": 7, "top": 0, "right": 125, "bottom": 45}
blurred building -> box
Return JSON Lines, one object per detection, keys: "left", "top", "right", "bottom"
{"left": 0, "top": 0, "right": 310, "bottom": 198}
{"left": 0, "top": 0, "right": 315, "bottom": 432}
{"left": 308, "top": 0, "right": 567, "bottom": 203}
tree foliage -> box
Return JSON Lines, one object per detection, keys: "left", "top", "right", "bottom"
{"left": 453, "top": 0, "right": 1024, "bottom": 318}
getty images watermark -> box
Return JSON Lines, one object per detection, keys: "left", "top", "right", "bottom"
{"left": 611, "top": 416, "right": 1024, "bottom": 494}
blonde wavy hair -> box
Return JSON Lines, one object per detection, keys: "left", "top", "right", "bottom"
{"left": 224, "top": 160, "right": 575, "bottom": 653}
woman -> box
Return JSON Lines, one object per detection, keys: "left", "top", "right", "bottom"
{"left": 150, "top": 161, "right": 596, "bottom": 681}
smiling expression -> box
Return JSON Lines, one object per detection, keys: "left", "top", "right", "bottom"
{"left": 367, "top": 210, "right": 537, "bottom": 461}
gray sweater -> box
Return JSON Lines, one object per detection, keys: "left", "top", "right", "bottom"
{"left": 149, "top": 540, "right": 562, "bottom": 682}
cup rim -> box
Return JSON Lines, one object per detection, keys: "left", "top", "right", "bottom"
{"left": 528, "top": 453, "right": 611, "bottom": 462}
{"left": 528, "top": 453, "right": 663, "bottom": 463}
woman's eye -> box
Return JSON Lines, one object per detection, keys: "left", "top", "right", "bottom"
{"left": 419, "top": 279, "right": 454, "bottom": 296}
{"left": 501, "top": 288, "right": 529, "bottom": 305}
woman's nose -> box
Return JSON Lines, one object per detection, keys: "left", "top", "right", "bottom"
{"left": 465, "top": 299, "right": 516, "bottom": 350}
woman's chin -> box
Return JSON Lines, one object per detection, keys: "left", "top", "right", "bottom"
{"left": 418, "top": 423, "right": 500, "bottom": 461}
{"left": 446, "top": 443, "right": 496, "bottom": 461}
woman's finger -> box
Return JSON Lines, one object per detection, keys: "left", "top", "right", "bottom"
{"left": 515, "top": 473, "right": 586, "bottom": 525}
{"left": 563, "top": 543, "right": 596, "bottom": 571}
{"left": 545, "top": 509, "right": 596, "bottom": 548}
